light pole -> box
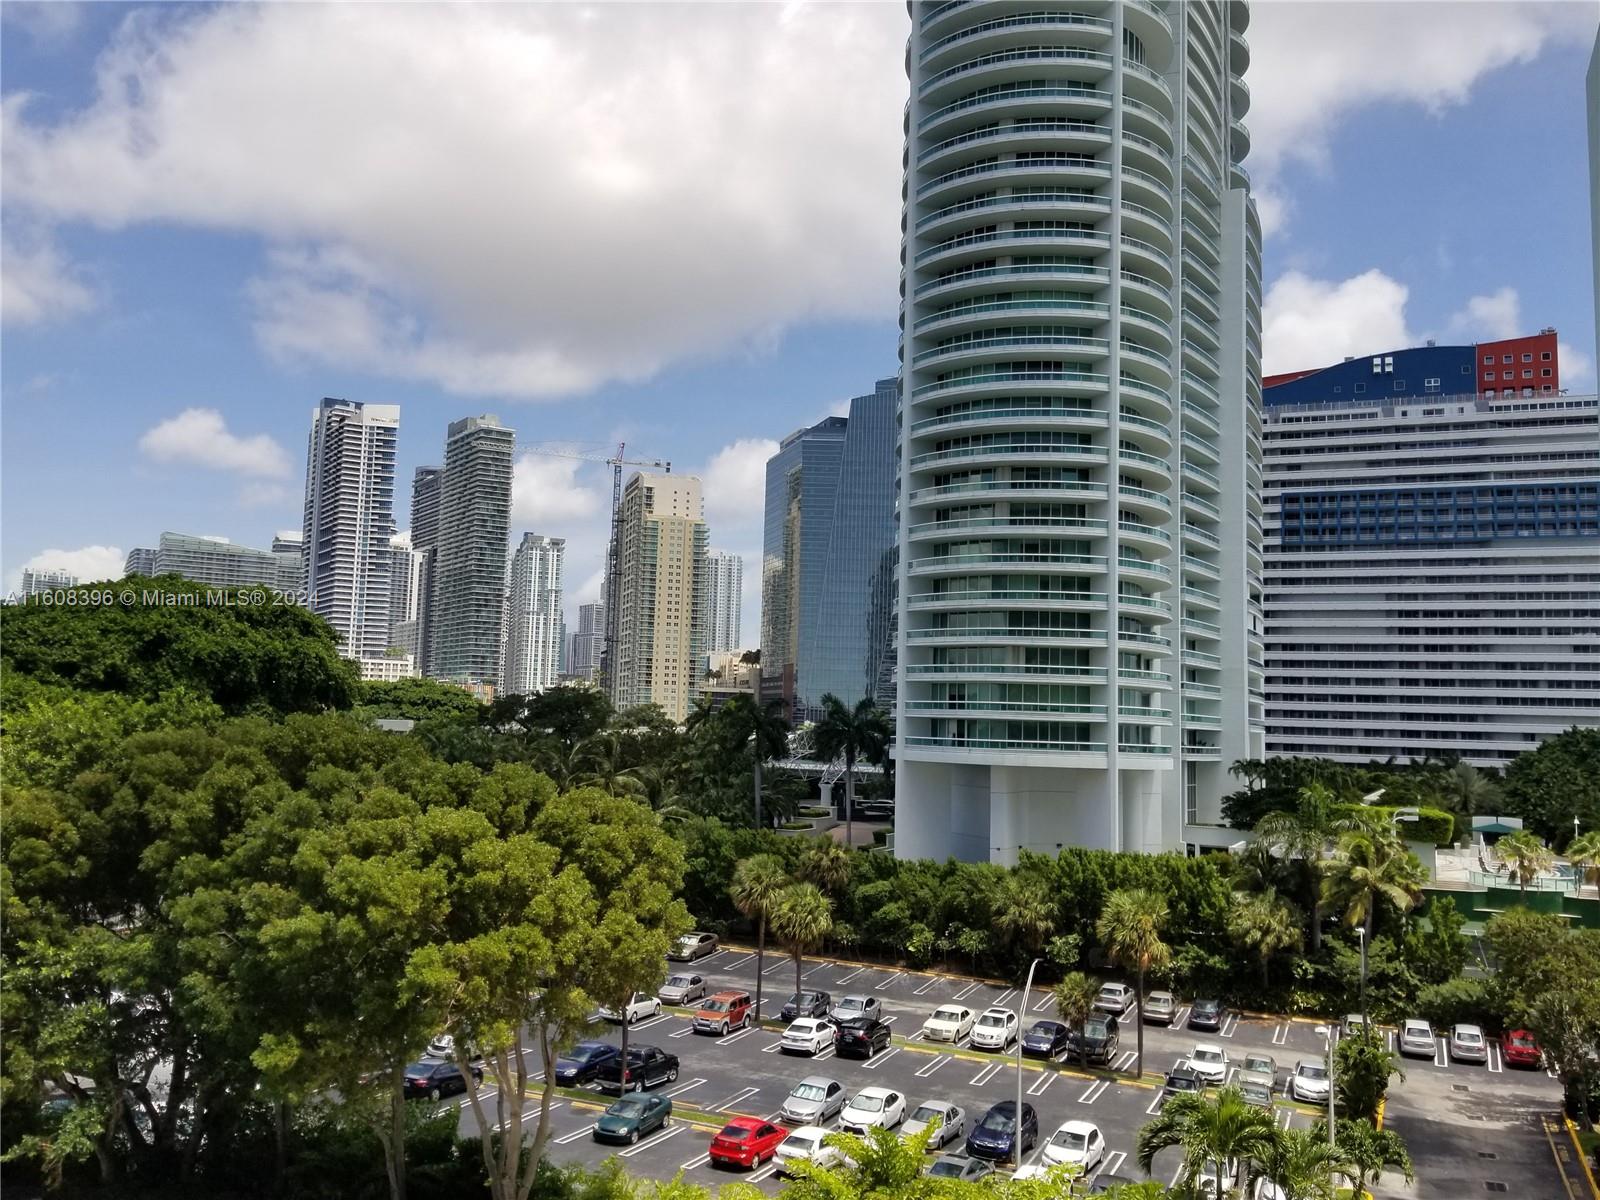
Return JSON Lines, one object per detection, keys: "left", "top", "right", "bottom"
{"left": 1015, "top": 957, "right": 1042, "bottom": 1170}
{"left": 1355, "top": 925, "right": 1368, "bottom": 1029}
{"left": 1315, "top": 1023, "right": 1339, "bottom": 1148}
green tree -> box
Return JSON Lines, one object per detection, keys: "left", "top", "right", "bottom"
{"left": 770, "top": 883, "right": 834, "bottom": 1006}
{"left": 1253, "top": 782, "right": 1339, "bottom": 951}
{"left": 1330, "top": 1119, "right": 1413, "bottom": 1197}
{"left": 353, "top": 676, "right": 482, "bottom": 723}
{"left": 1320, "top": 828, "right": 1426, "bottom": 940}
{"left": 1439, "top": 761, "right": 1501, "bottom": 820}
{"left": 796, "top": 837, "right": 852, "bottom": 896}
{"left": 1566, "top": 830, "right": 1600, "bottom": 889}
{"left": 1135, "top": 1086, "right": 1280, "bottom": 1196}
{"left": 812, "top": 694, "right": 890, "bottom": 847}
{"left": 1097, "top": 888, "right": 1171, "bottom": 1079}
{"left": 1403, "top": 896, "right": 1469, "bottom": 985}
{"left": 730, "top": 855, "right": 791, "bottom": 1022}
{"left": 1502, "top": 727, "right": 1600, "bottom": 845}
{"left": 1227, "top": 888, "right": 1303, "bottom": 988}
{"left": 715, "top": 695, "right": 791, "bottom": 829}
{"left": 1493, "top": 829, "right": 1555, "bottom": 898}
{"left": 994, "top": 874, "right": 1056, "bottom": 960}
{"left": 1255, "top": 1126, "right": 1357, "bottom": 1200}
{"left": 1334, "top": 1031, "right": 1403, "bottom": 1122}
{"left": 1053, "top": 972, "right": 1098, "bottom": 1059}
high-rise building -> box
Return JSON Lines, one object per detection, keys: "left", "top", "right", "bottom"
{"left": 704, "top": 550, "right": 744, "bottom": 654}
{"left": 428, "top": 417, "right": 515, "bottom": 687}
{"left": 503, "top": 533, "right": 565, "bottom": 697}
{"left": 1261, "top": 342, "right": 1598, "bottom": 766}
{"left": 1262, "top": 329, "right": 1562, "bottom": 405}
{"left": 300, "top": 398, "right": 399, "bottom": 663}
{"left": 18, "top": 567, "right": 77, "bottom": 596}
{"left": 123, "top": 548, "right": 157, "bottom": 577}
{"left": 566, "top": 601, "right": 606, "bottom": 682}
{"left": 894, "top": 1, "right": 1263, "bottom": 863}
{"left": 610, "top": 472, "right": 708, "bottom": 722}
{"left": 271, "top": 532, "right": 304, "bottom": 592}
{"left": 127, "top": 532, "right": 301, "bottom": 593}
{"left": 761, "top": 416, "right": 848, "bottom": 717}
{"left": 409, "top": 466, "right": 444, "bottom": 675}
{"left": 388, "top": 530, "right": 424, "bottom": 662}
{"left": 1590, "top": 27, "right": 1599, "bottom": 370}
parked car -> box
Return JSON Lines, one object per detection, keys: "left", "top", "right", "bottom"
{"left": 1502, "top": 1028, "right": 1541, "bottom": 1069}
{"left": 1162, "top": 1065, "right": 1208, "bottom": 1102}
{"left": 1144, "top": 991, "right": 1177, "bottom": 1025}
{"left": 1398, "top": 1018, "right": 1437, "bottom": 1058}
{"left": 1342, "top": 1013, "right": 1370, "bottom": 1039}
{"left": 966, "top": 1100, "right": 1037, "bottom": 1161}
{"left": 592, "top": 1093, "right": 671, "bottom": 1144}
{"left": 1188, "top": 999, "right": 1226, "bottom": 1032}
{"left": 970, "top": 1007, "right": 1019, "bottom": 1050}
{"left": 1240, "top": 1079, "right": 1274, "bottom": 1110}
{"left": 1095, "top": 983, "right": 1135, "bottom": 1015}
{"left": 1290, "top": 1059, "right": 1330, "bottom": 1103}
{"left": 835, "top": 1017, "right": 892, "bottom": 1059}
{"left": 1022, "top": 1020, "right": 1071, "bottom": 1059}
{"left": 693, "top": 990, "right": 753, "bottom": 1036}
{"left": 1187, "top": 1044, "right": 1230, "bottom": 1085}
{"left": 829, "top": 994, "right": 882, "bottom": 1024}
{"left": 928, "top": 1155, "right": 993, "bottom": 1182}
{"left": 839, "top": 1086, "right": 906, "bottom": 1136}
{"left": 1066, "top": 1014, "right": 1120, "bottom": 1065}
{"left": 668, "top": 932, "right": 719, "bottom": 962}
{"left": 780, "top": 1076, "right": 846, "bottom": 1125}
{"left": 1194, "top": 1161, "right": 1242, "bottom": 1198}
{"left": 425, "top": 1033, "right": 456, "bottom": 1060}
{"left": 596, "top": 1045, "right": 680, "bottom": 1092}
{"left": 922, "top": 1005, "right": 976, "bottom": 1043}
{"left": 1450, "top": 1024, "right": 1489, "bottom": 1064}
{"left": 781, "top": 1017, "right": 837, "bottom": 1056}
{"left": 659, "top": 974, "right": 707, "bottom": 1006}
{"left": 781, "top": 991, "right": 831, "bottom": 1022}
{"left": 1239, "top": 1053, "right": 1276, "bottom": 1091}
{"left": 903, "top": 1101, "right": 967, "bottom": 1149}
{"left": 403, "top": 1059, "right": 482, "bottom": 1101}
{"left": 709, "top": 1117, "right": 787, "bottom": 1169}
{"left": 599, "top": 993, "right": 662, "bottom": 1025}
{"left": 1041, "top": 1119, "right": 1106, "bottom": 1172}
{"left": 553, "top": 1040, "right": 620, "bottom": 1086}
{"left": 775, "top": 1126, "right": 845, "bottom": 1177}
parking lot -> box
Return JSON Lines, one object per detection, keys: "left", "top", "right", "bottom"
{"left": 447, "top": 947, "right": 1572, "bottom": 1199}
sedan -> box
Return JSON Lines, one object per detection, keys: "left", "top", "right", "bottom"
{"left": 709, "top": 1117, "right": 787, "bottom": 1169}
{"left": 781, "top": 1017, "right": 837, "bottom": 1056}
{"left": 403, "top": 1059, "right": 482, "bottom": 1101}
{"left": 553, "top": 1040, "right": 619, "bottom": 1087}
{"left": 775, "top": 1126, "right": 845, "bottom": 1177}
{"left": 1022, "top": 1020, "right": 1071, "bottom": 1059}
{"left": 598, "top": 993, "right": 662, "bottom": 1025}
{"left": 592, "top": 1093, "right": 671, "bottom": 1144}
{"left": 1240, "top": 1080, "right": 1274, "bottom": 1111}
{"left": 1163, "top": 1065, "right": 1208, "bottom": 1101}
{"left": 659, "top": 974, "right": 707, "bottom": 1006}
{"left": 966, "top": 1100, "right": 1037, "bottom": 1162}
{"left": 829, "top": 995, "right": 881, "bottom": 1024}
{"left": 781, "top": 991, "right": 831, "bottom": 1022}
{"left": 903, "top": 1101, "right": 967, "bottom": 1150}
{"left": 970, "top": 1007, "right": 1019, "bottom": 1050}
{"left": 1144, "top": 991, "right": 1177, "bottom": 1025}
{"left": 1041, "top": 1119, "right": 1106, "bottom": 1172}
{"left": 1239, "top": 1053, "right": 1276, "bottom": 1091}
{"left": 780, "top": 1076, "right": 845, "bottom": 1125}
{"left": 928, "top": 1155, "right": 993, "bottom": 1182}
{"left": 922, "top": 1005, "right": 976, "bottom": 1043}
{"left": 1398, "top": 1019, "right": 1436, "bottom": 1059}
{"left": 1450, "top": 1024, "right": 1489, "bottom": 1064}
{"left": 1095, "top": 983, "right": 1135, "bottom": 1015}
{"left": 1502, "top": 1028, "right": 1541, "bottom": 1069}
{"left": 1187, "top": 1044, "right": 1230, "bottom": 1085}
{"left": 1188, "top": 999, "right": 1226, "bottom": 1032}
{"left": 839, "top": 1087, "right": 906, "bottom": 1136}
{"left": 1290, "top": 1059, "right": 1330, "bottom": 1103}
{"left": 835, "top": 1017, "right": 892, "bottom": 1059}
{"left": 668, "top": 932, "right": 718, "bottom": 962}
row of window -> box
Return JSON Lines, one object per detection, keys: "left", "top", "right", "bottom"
{"left": 1483, "top": 351, "right": 1553, "bottom": 364}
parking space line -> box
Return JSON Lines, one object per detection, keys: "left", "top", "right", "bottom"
{"left": 724, "top": 954, "right": 755, "bottom": 970}
{"left": 915, "top": 1054, "right": 950, "bottom": 1078}
{"left": 874, "top": 971, "right": 900, "bottom": 992}
{"left": 1225, "top": 1067, "right": 1237, "bottom": 1086}
{"left": 669, "top": 1026, "right": 695, "bottom": 1038}
{"left": 1077, "top": 1081, "right": 1109, "bottom": 1105}
{"left": 914, "top": 976, "right": 940, "bottom": 995}
{"left": 620, "top": 1126, "right": 683, "bottom": 1157}
{"left": 1488, "top": 1044, "right": 1503, "bottom": 1073}
{"left": 994, "top": 988, "right": 1016, "bottom": 1006}
{"left": 805, "top": 962, "right": 831, "bottom": 979}
{"left": 633, "top": 1015, "right": 671, "bottom": 1033}
{"left": 1385, "top": 1030, "right": 1396, "bottom": 1053}
{"left": 711, "top": 1086, "right": 760, "bottom": 1111}
{"left": 1170, "top": 1163, "right": 1186, "bottom": 1187}
{"left": 680, "top": 1153, "right": 711, "bottom": 1171}
{"left": 952, "top": 981, "right": 982, "bottom": 1001}
{"left": 1032, "top": 991, "right": 1054, "bottom": 1013}
{"left": 882, "top": 1015, "right": 897, "bottom": 1026}
{"left": 814, "top": 1047, "right": 835, "bottom": 1061}
{"left": 970, "top": 1061, "right": 1006, "bottom": 1087}
{"left": 1271, "top": 1021, "right": 1289, "bottom": 1046}
{"left": 864, "top": 1047, "right": 902, "bottom": 1070}
{"left": 836, "top": 967, "right": 867, "bottom": 984}
{"left": 555, "top": 1124, "right": 596, "bottom": 1145}
{"left": 1219, "top": 1013, "right": 1239, "bottom": 1038}
{"left": 1276, "top": 1108, "right": 1292, "bottom": 1131}
{"left": 1173, "top": 1006, "right": 1190, "bottom": 1027}
{"left": 498, "top": 1102, "right": 550, "bottom": 1132}
{"left": 719, "top": 1028, "right": 756, "bottom": 1046}
{"left": 1144, "top": 1091, "right": 1164, "bottom": 1116}
{"left": 763, "top": 959, "right": 788, "bottom": 976}
{"left": 1114, "top": 1050, "right": 1137, "bottom": 1072}
{"left": 666, "top": 1078, "right": 706, "bottom": 1098}
{"left": 1435, "top": 1037, "right": 1448, "bottom": 1069}
{"left": 1027, "top": 1072, "right": 1055, "bottom": 1096}
{"left": 761, "top": 1040, "right": 784, "bottom": 1054}
{"left": 748, "top": 1161, "right": 779, "bottom": 1182}
{"left": 1099, "top": 1151, "right": 1126, "bottom": 1181}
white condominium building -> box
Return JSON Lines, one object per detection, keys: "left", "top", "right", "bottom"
{"left": 503, "top": 533, "right": 566, "bottom": 697}
{"left": 894, "top": 0, "right": 1264, "bottom": 863}
{"left": 704, "top": 549, "right": 744, "bottom": 654}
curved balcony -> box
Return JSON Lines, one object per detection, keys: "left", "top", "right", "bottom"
{"left": 912, "top": 329, "right": 1112, "bottom": 370}
{"left": 917, "top": 156, "right": 1112, "bottom": 207}
{"left": 1120, "top": 200, "right": 1176, "bottom": 245}
{"left": 905, "top": 626, "right": 1107, "bottom": 649}
{"left": 1118, "top": 593, "right": 1174, "bottom": 619}
{"left": 1181, "top": 491, "right": 1219, "bottom": 520}
{"left": 906, "top": 588, "right": 1108, "bottom": 612}
{"left": 1120, "top": 273, "right": 1175, "bottom": 321}
{"left": 909, "top": 400, "right": 1107, "bottom": 437}
{"left": 1123, "top": 0, "right": 1175, "bottom": 62}
{"left": 1117, "top": 556, "right": 1174, "bottom": 583}
{"left": 1120, "top": 56, "right": 1172, "bottom": 105}
{"left": 1182, "top": 523, "right": 1221, "bottom": 550}
{"left": 918, "top": 46, "right": 1114, "bottom": 107}
{"left": 1117, "top": 485, "right": 1173, "bottom": 519}
{"left": 1118, "top": 339, "right": 1175, "bottom": 385}
{"left": 918, "top": 11, "right": 1114, "bottom": 73}
{"left": 908, "top": 479, "right": 1109, "bottom": 505}
{"left": 907, "top": 442, "right": 1109, "bottom": 473}
{"left": 915, "top": 190, "right": 1111, "bottom": 237}
{"left": 1118, "top": 667, "right": 1173, "bottom": 687}
{"left": 1183, "top": 617, "right": 1221, "bottom": 641}
{"left": 1118, "top": 706, "right": 1173, "bottom": 722}
{"left": 1182, "top": 585, "right": 1221, "bottom": 610}
{"left": 1181, "top": 459, "right": 1220, "bottom": 492}
{"left": 920, "top": 84, "right": 1114, "bottom": 139}
{"left": 1230, "top": 118, "right": 1251, "bottom": 161}
{"left": 1118, "top": 409, "right": 1173, "bottom": 446}
{"left": 1122, "top": 94, "right": 1174, "bottom": 145}
{"left": 1116, "top": 375, "right": 1172, "bottom": 408}
{"left": 1119, "top": 233, "right": 1173, "bottom": 280}
{"left": 914, "top": 297, "right": 1111, "bottom": 336}
{"left": 918, "top": 120, "right": 1111, "bottom": 171}
{"left": 1117, "top": 629, "right": 1173, "bottom": 653}
{"left": 914, "top": 261, "right": 1110, "bottom": 304}
{"left": 905, "top": 550, "right": 1109, "bottom": 576}
{"left": 904, "top": 662, "right": 1107, "bottom": 682}
{"left": 1181, "top": 554, "right": 1219, "bottom": 580}
{"left": 916, "top": 226, "right": 1111, "bottom": 271}
{"left": 909, "top": 370, "right": 1112, "bottom": 406}
{"left": 1117, "top": 448, "right": 1172, "bottom": 480}
{"left": 907, "top": 515, "right": 1110, "bottom": 543}
{"left": 1117, "top": 520, "right": 1172, "bottom": 550}
{"left": 903, "top": 735, "right": 1110, "bottom": 757}
{"left": 1182, "top": 431, "right": 1219, "bottom": 466}
{"left": 1230, "top": 75, "right": 1250, "bottom": 117}
{"left": 1182, "top": 647, "right": 1222, "bottom": 668}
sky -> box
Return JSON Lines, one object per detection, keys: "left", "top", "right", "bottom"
{"left": 3, "top": 0, "right": 1597, "bottom": 644}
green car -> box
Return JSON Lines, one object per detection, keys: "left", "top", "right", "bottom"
{"left": 593, "top": 1093, "right": 671, "bottom": 1144}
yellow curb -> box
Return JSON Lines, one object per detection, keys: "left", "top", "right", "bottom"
{"left": 1375, "top": 1097, "right": 1385, "bottom": 1131}
{"left": 1545, "top": 1117, "right": 1582, "bottom": 1200}
{"left": 1566, "top": 1117, "right": 1600, "bottom": 1200}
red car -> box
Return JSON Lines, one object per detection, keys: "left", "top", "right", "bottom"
{"left": 708, "top": 1117, "right": 787, "bottom": 1169}
{"left": 1501, "top": 1028, "right": 1541, "bottom": 1068}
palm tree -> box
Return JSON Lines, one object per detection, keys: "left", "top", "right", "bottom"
{"left": 1439, "top": 760, "right": 1501, "bottom": 819}
{"left": 1053, "top": 971, "right": 1098, "bottom": 1059}
{"left": 1254, "top": 782, "right": 1338, "bottom": 950}
{"left": 1256, "top": 1127, "right": 1357, "bottom": 1200}
{"left": 1135, "top": 1086, "right": 1281, "bottom": 1198}
{"left": 1320, "top": 828, "right": 1425, "bottom": 939}
{"left": 812, "top": 693, "right": 891, "bottom": 847}
{"left": 796, "top": 837, "right": 851, "bottom": 896}
{"left": 1330, "top": 1119, "right": 1413, "bottom": 1198}
{"left": 769, "top": 882, "right": 834, "bottom": 1005}
{"left": 1097, "top": 888, "right": 1170, "bottom": 1079}
{"left": 564, "top": 730, "right": 643, "bottom": 797}
{"left": 730, "top": 855, "right": 791, "bottom": 1022}
{"left": 994, "top": 874, "right": 1056, "bottom": 960}
{"left": 1495, "top": 829, "right": 1555, "bottom": 898}
{"left": 620, "top": 764, "right": 692, "bottom": 824}
{"left": 1227, "top": 888, "right": 1303, "bottom": 989}
{"left": 1565, "top": 830, "right": 1600, "bottom": 890}
{"left": 717, "top": 694, "right": 791, "bottom": 830}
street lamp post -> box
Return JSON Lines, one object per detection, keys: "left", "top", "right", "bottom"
{"left": 1315, "top": 1023, "right": 1339, "bottom": 1148}
{"left": 1355, "top": 925, "right": 1368, "bottom": 1029}
{"left": 1015, "top": 957, "right": 1042, "bottom": 1170}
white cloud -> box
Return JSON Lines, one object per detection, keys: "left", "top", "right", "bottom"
{"left": 9, "top": 544, "right": 125, "bottom": 592}
{"left": 699, "top": 437, "right": 779, "bottom": 544}
{"left": 1261, "top": 269, "right": 1416, "bottom": 376}
{"left": 0, "top": 230, "right": 96, "bottom": 325}
{"left": 3, "top": 3, "right": 908, "bottom": 397}
{"left": 510, "top": 453, "right": 605, "bottom": 528}
{"left": 1558, "top": 342, "right": 1594, "bottom": 387}
{"left": 237, "top": 482, "right": 294, "bottom": 509}
{"left": 138, "top": 408, "right": 292, "bottom": 478}
{"left": 1446, "top": 287, "right": 1523, "bottom": 341}
{"left": 0, "top": 2, "right": 87, "bottom": 47}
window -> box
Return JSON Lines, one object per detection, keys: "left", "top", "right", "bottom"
{"left": 1522, "top": 353, "right": 1532, "bottom": 362}
{"left": 1353, "top": 383, "right": 1366, "bottom": 394}
{"left": 1462, "top": 364, "right": 1472, "bottom": 374}
{"left": 1542, "top": 368, "right": 1552, "bottom": 378}
{"left": 1485, "top": 371, "right": 1497, "bottom": 381}
{"left": 1503, "top": 354, "right": 1513, "bottom": 363}
{"left": 1522, "top": 369, "right": 1533, "bottom": 379}
{"left": 1482, "top": 355, "right": 1494, "bottom": 365}
{"left": 1484, "top": 389, "right": 1497, "bottom": 399}
{"left": 1541, "top": 351, "right": 1552, "bottom": 361}
{"left": 1393, "top": 379, "right": 1407, "bottom": 390}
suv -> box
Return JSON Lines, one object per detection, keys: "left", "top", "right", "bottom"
{"left": 835, "top": 1017, "right": 892, "bottom": 1059}
{"left": 1067, "top": 1015, "right": 1120, "bottom": 1065}
{"left": 1162, "top": 1064, "right": 1207, "bottom": 1102}
{"left": 693, "top": 990, "right": 753, "bottom": 1036}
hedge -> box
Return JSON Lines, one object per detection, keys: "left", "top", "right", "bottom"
{"left": 1333, "top": 803, "right": 1454, "bottom": 847}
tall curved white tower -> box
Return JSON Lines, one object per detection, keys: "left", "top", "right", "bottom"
{"left": 894, "top": 0, "right": 1264, "bottom": 862}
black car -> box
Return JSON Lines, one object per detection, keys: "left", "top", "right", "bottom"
{"left": 834, "top": 1017, "right": 892, "bottom": 1059}
{"left": 1090, "top": 1174, "right": 1144, "bottom": 1195}
{"left": 781, "top": 990, "right": 832, "bottom": 1022}
{"left": 1188, "top": 999, "right": 1226, "bottom": 1031}
{"left": 965, "top": 1100, "right": 1037, "bottom": 1162}
{"left": 553, "top": 1040, "right": 620, "bottom": 1086}
{"left": 595, "top": 1045, "right": 680, "bottom": 1093}
{"left": 1162, "top": 1064, "right": 1207, "bottom": 1102}
{"left": 1021, "top": 1020, "right": 1071, "bottom": 1059}
{"left": 1066, "top": 1015, "right": 1120, "bottom": 1065}
{"left": 403, "top": 1059, "right": 483, "bottom": 1101}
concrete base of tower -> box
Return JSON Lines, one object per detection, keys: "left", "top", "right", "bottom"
{"left": 893, "top": 759, "right": 1177, "bottom": 864}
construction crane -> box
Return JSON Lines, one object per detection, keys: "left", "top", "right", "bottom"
{"left": 525, "top": 443, "right": 670, "bottom": 695}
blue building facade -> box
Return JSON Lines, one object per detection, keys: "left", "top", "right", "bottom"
{"left": 1264, "top": 344, "right": 1477, "bottom": 407}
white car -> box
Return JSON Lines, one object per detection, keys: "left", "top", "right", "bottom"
{"left": 1291, "top": 1058, "right": 1330, "bottom": 1102}
{"left": 774, "top": 1126, "right": 845, "bottom": 1177}
{"left": 1450, "top": 1023, "right": 1489, "bottom": 1064}
{"left": 829, "top": 995, "right": 881, "bottom": 1024}
{"left": 425, "top": 1033, "right": 455, "bottom": 1059}
{"left": 1398, "top": 1018, "right": 1436, "bottom": 1058}
{"left": 921, "top": 1005, "right": 975, "bottom": 1043}
{"left": 969, "top": 1007, "right": 1019, "bottom": 1050}
{"left": 1187, "top": 1044, "right": 1230, "bottom": 1085}
{"left": 598, "top": 993, "right": 661, "bottom": 1024}
{"left": 1041, "top": 1119, "right": 1106, "bottom": 1171}
{"left": 1194, "top": 1161, "right": 1242, "bottom": 1198}
{"left": 902, "top": 1101, "right": 967, "bottom": 1149}
{"left": 781, "top": 1017, "right": 837, "bottom": 1056}
{"left": 1094, "top": 983, "right": 1135, "bottom": 1015}
{"left": 839, "top": 1086, "right": 906, "bottom": 1136}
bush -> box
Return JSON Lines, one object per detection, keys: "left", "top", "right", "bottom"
{"left": 778, "top": 821, "right": 812, "bottom": 830}
{"left": 1332, "top": 803, "right": 1455, "bottom": 846}
{"left": 1415, "top": 976, "right": 1494, "bottom": 1031}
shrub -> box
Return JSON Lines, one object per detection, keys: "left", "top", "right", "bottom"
{"left": 1415, "top": 976, "right": 1494, "bottom": 1031}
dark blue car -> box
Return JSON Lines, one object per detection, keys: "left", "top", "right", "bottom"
{"left": 554, "top": 1041, "right": 620, "bottom": 1086}
{"left": 1021, "top": 1020, "right": 1070, "bottom": 1059}
{"left": 965, "top": 1100, "right": 1037, "bottom": 1162}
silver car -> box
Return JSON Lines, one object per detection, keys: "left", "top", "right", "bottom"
{"left": 780, "top": 1076, "right": 846, "bottom": 1124}
{"left": 903, "top": 1101, "right": 967, "bottom": 1150}
{"left": 927, "top": 1155, "right": 992, "bottom": 1182}
{"left": 1450, "top": 1023, "right": 1488, "bottom": 1064}
{"left": 1238, "top": 1053, "right": 1276, "bottom": 1091}
{"left": 1398, "top": 1018, "right": 1436, "bottom": 1058}
{"left": 658, "top": 974, "right": 706, "bottom": 1006}
{"left": 1143, "top": 990, "right": 1177, "bottom": 1025}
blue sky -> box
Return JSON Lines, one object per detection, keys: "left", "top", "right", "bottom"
{"left": 3, "top": 1, "right": 1596, "bottom": 641}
